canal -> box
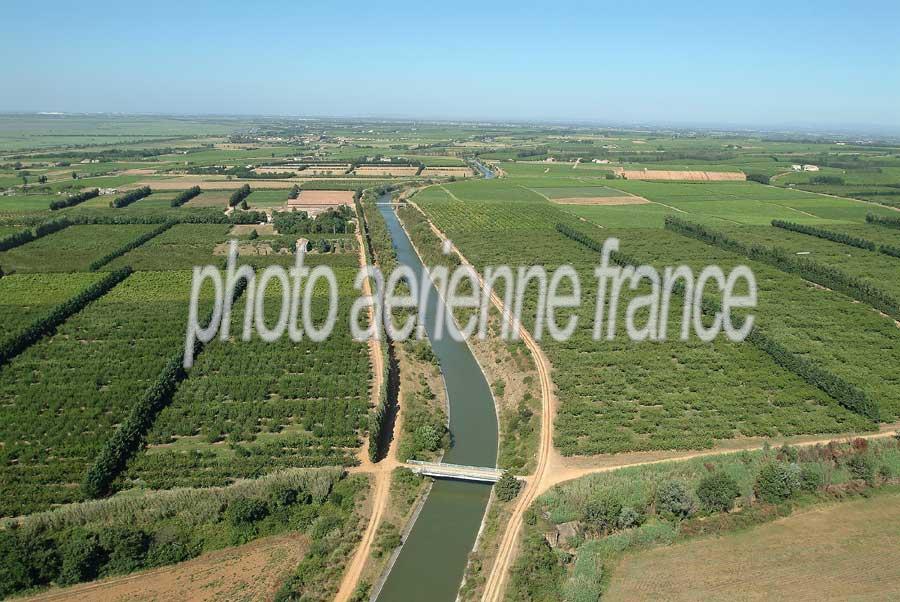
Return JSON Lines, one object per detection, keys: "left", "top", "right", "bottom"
{"left": 374, "top": 174, "right": 498, "bottom": 601}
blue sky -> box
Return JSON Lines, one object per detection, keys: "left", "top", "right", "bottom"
{"left": 2, "top": 0, "right": 899, "bottom": 131}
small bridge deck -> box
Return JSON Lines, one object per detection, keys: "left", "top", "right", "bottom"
{"left": 405, "top": 460, "right": 504, "bottom": 483}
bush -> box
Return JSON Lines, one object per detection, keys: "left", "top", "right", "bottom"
{"left": 655, "top": 481, "right": 694, "bottom": 518}
{"left": 755, "top": 463, "right": 801, "bottom": 503}
{"left": 582, "top": 493, "right": 622, "bottom": 532}
{"left": 799, "top": 464, "right": 825, "bottom": 492}
{"left": 495, "top": 471, "right": 523, "bottom": 502}
{"left": 846, "top": 453, "right": 876, "bottom": 484}
{"left": 617, "top": 506, "right": 644, "bottom": 530}
{"left": 746, "top": 173, "right": 770, "bottom": 185}
{"left": 696, "top": 472, "right": 741, "bottom": 513}
{"left": 226, "top": 498, "right": 269, "bottom": 526}
{"left": 98, "top": 527, "right": 149, "bottom": 575}
{"left": 58, "top": 530, "right": 103, "bottom": 585}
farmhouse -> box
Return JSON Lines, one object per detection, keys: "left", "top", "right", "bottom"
{"left": 803, "top": 164, "right": 820, "bottom": 171}
{"left": 791, "top": 165, "right": 803, "bottom": 171}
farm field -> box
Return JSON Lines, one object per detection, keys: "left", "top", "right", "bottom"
{"left": 0, "top": 272, "right": 103, "bottom": 340}
{"left": 605, "top": 492, "right": 900, "bottom": 601}
{"left": 0, "top": 224, "right": 156, "bottom": 272}
{"left": 127, "top": 261, "right": 371, "bottom": 489}
{"left": 3, "top": 113, "right": 900, "bottom": 601}
{"left": 0, "top": 271, "right": 205, "bottom": 516}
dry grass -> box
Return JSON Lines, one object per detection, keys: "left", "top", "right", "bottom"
{"left": 552, "top": 196, "right": 650, "bottom": 206}
{"left": 293, "top": 190, "right": 356, "bottom": 205}
{"left": 24, "top": 533, "right": 309, "bottom": 602}
{"left": 421, "top": 167, "right": 474, "bottom": 177}
{"left": 605, "top": 492, "right": 900, "bottom": 602}
{"left": 353, "top": 166, "right": 420, "bottom": 177}
{"left": 619, "top": 169, "right": 746, "bottom": 181}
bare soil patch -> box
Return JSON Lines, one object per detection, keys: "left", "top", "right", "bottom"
{"left": 25, "top": 533, "right": 309, "bottom": 602}
{"left": 605, "top": 492, "right": 900, "bottom": 602}
{"left": 620, "top": 169, "right": 746, "bottom": 181}
{"left": 136, "top": 177, "right": 301, "bottom": 190}
{"left": 120, "top": 168, "right": 157, "bottom": 176}
{"left": 353, "top": 166, "right": 420, "bottom": 177}
{"left": 294, "top": 190, "right": 356, "bottom": 205}
{"left": 421, "top": 167, "right": 474, "bottom": 177}
{"left": 552, "top": 196, "right": 650, "bottom": 206}
{"left": 230, "top": 223, "right": 275, "bottom": 236}
{"left": 185, "top": 190, "right": 232, "bottom": 207}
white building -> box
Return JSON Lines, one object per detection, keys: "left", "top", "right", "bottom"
{"left": 802, "top": 165, "right": 820, "bottom": 172}
{"left": 791, "top": 164, "right": 803, "bottom": 171}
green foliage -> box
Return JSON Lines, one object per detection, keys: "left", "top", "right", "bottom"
{"left": 655, "top": 481, "right": 694, "bottom": 518}
{"left": 226, "top": 498, "right": 269, "bottom": 526}
{"left": 273, "top": 205, "right": 355, "bottom": 235}
{"left": 0, "top": 266, "right": 131, "bottom": 367}
{"left": 746, "top": 173, "right": 770, "bottom": 184}
{"left": 495, "top": 472, "right": 524, "bottom": 502}
{"left": 846, "top": 453, "right": 877, "bottom": 484}
{"left": 867, "top": 212, "right": 900, "bottom": 230}
{"left": 110, "top": 186, "right": 152, "bottom": 208}
{"left": 169, "top": 185, "right": 202, "bottom": 207}
{"left": 696, "top": 472, "right": 741, "bottom": 513}
{"left": 582, "top": 494, "right": 622, "bottom": 532}
{"left": 754, "top": 462, "right": 801, "bottom": 503}
{"left": 772, "top": 219, "right": 876, "bottom": 251}
{"left": 58, "top": 529, "right": 103, "bottom": 585}
{"left": 508, "top": 532, "right": 564, "bottom": 602}
{"left": 809, "top": 174, "right": 845, "bottom": 185}
{"left": 228, "top": 184, "right": 252, "bottom": 207}
{"left": 88, "top": 221, "right": 174, "bottom": 271}
{"left": 665, "top": 215, "right": 900, "bottom": 320}
{"left": 50, "top": 188, "right": 99, "bottom": 211}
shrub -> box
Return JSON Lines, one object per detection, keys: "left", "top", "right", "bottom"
{"left": 582, "top": 494, "right": 622, "bottom": 531}
{"left": 754, "top": 463, "right": 801, "bottom": 503}
{"left": 495, "top": 471, "right": 523, "bottom": 502}
{"left": 846, "top": 453, "right": 876, "bottom": 484}
{"left": 226, "top": 498, "right": 269, "bottom": 526}
{"left": 746, "top": 173, "right": 770, "bottom": 185}
{"left": 58, "top": 530, "right": 103, "bottom": 585}
{"left": 413, "top": 424, "right": 442, "bottom": 452}
{"left": 799, "top": 464, "right": 825, "bottom": 492}
{"left": 616, "top": 506, "right": 644, "bottom": 530}
{"left": 696, "top": 472, "right": 741, "bottom": 513}
{"left": 98, "top": 527, "right": 149, "bottom": 575}
{"left": 655, "top": 481, "right": 694, "bottom": 518}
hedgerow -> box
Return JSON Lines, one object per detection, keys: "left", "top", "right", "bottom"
{"left": 49, "top": 188, "right": 99, "bottom": 211}
{"left": 110, "top": 186, "right": 152, "bottom": 208}
{"left": 866, "top": 212, "right": 900, "bottom": 229}
{"left": 0, "top": 267, "right": 132, "bottom": 367}
{"left": 88, "top": 221, "right": 175, "bottom": 271}
{"left": 771, "top": 219, "right": 876, "bottom": 251}
{"left": 665, "top": 216, "right": 900, "bottom": 319}
{"left": 228, "top": 184, "right": 252, "bottom": 207}
{"left": 0, "top": 216, "right": 72, "bottom": 252}
{"left": 169, "top": 185, "right": 202, "bottom": 207}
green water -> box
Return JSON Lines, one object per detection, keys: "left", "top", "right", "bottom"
{"left": 375, "top": 197, "right": 498, "bottom": 601}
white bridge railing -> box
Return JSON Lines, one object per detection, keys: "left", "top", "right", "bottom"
{"left": 405, "top": 460, "right": 504, "bottom": 483}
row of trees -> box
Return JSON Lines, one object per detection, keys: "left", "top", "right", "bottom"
{"left": 0, "top": 217, "right": 72, "bottom": 252}
{"left": 0, "top": 267, "right": 132, "bottom": 367}
{"left": 49, "top": 188, "right": 99, "bottom": 211}
{"left": 169, "top": 186, "right": 202, "bottom": 207}
{"left": 273, "top": 206, "right": 355, "bottom": 235}
{"left": 665, "top": 215, "right": 900, "bottom": 320}
{"left": 772, "top": 219, "right": 875, "bottom": 250}
{"left": 88, "top": 222, "right": 174, "bottom": 271}
{"left": 773, "top": 219, "right": 900, "bottom": 258}
{"left": 867, "top": 212, "right": 900, "bottom": 230}
{"left": 557, "top": 222, "right": 881, "bottom": 421}
{"left": 110, "top": 186, "right": 152, "bottom": 208}
{"left": 229, "top": 184, "right": 252, "bottom": 207}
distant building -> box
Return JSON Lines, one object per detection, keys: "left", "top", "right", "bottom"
{"left": 545, "top": 157, "right": 556, "bottom": 163}
{"left": 802, "top": 164, "right": 820, "bottom": 172}
{"left": 593, "top": 159, "right": 610, "bottom": 164}
{"left": 791, "top": 164, "right": 803, "bottom": 171}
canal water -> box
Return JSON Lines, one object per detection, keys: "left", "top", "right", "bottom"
{"left": 374, "top": 190, "right": 498, "bottom": 601}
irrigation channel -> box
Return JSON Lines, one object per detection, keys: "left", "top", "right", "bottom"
{"left": 375, "top": 166, "right": 499, "bottom": 601}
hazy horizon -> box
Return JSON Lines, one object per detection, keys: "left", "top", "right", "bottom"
{"left": 3, "top": 1, "right": 899, "bottom": 133}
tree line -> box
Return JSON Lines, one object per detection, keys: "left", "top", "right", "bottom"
{"left": 0, "top": 216, "right": 71, "bottom": 252}
{"left": 110, "top": 186, "right": 152, "bottom": 208}
{"left": 772, "top": 219, "right": 900, "bottom": 259}
{"left": 49, "top": 188, "right": 99, "bottom": 211}
{"left": 229, "top": 184, "right": 252, "bottom": 207}
{"left": 0, "top": 267, "right": 133, "bottom": 368}
{"left": 88, "top": 222, "right": 175, "bottom": 271}
{"left": 169, "top": 186, "right": 202, "bottom": 207}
